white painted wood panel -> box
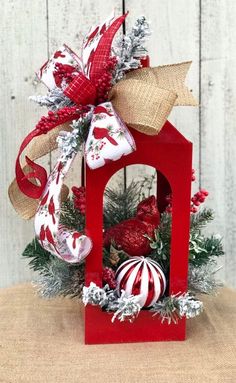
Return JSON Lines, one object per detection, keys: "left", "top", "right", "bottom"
{"left": 125, "top": 0, "right": 200, "bottom": 193}
{"left": 201, "top": 0, "right": 236, "bottom": 287}
{"left": 0, "top": 1, "right": 48, "bottom": 287}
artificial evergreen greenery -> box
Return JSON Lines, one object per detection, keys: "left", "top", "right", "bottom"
{"left": 22, "top": 238, "right": 84, "bottom": 298}
{"left": 22, "top": 238, "right": 51, "bottom": 272}
{"left": 22, "top": 180, "right": 223, "bottom": 300}
{"left": 147, "top": 208, "right": 223, "bottom": 270}
{"left": 60, "top": 198, "right": 85, "bottom": 232}
{"left": 190, "top": 208, "right": 214, "bottom": 231}
{"left": 103, "top": 181, "right": 140, "bottom": 228}
{"left": 189, "top": 233, "right": 224, "bottom": 267}
{"left": 33, "top": 258, "right": 84, "bottom": 299}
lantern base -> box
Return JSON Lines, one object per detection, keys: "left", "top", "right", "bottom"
{"left": 85, "top": 305, "right": 186, "bottom": 344}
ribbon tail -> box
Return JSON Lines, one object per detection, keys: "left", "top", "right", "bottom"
{"left": 89, "top": 13, "right": 128, "bottom": 81}
{"left": 15, "top": 129, "right": 49, "bottom": 199}
{"left": 8, "top": 123, "right": 72, "bottom": 220}
{"left": 151, "top": 62, "right": 198, "bottom": 106}
{"left": 14, "top": 107, "right": 83, "bottom": 201}
{"left": 35, "top": 151, "right": 92, "bottom": 263}
{"left": 85, "top": 102, "right": 136, "bottom": 169}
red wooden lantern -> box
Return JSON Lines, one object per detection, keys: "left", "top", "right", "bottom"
{"left": 8, "top": 15, "right": 199, "bottom": 346}
{"left": 85, "top": 121, "right": 192, "bottom": 344}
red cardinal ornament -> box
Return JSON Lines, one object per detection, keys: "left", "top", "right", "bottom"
{"left": 103, "top": 195, "right": 160, "bottom": 257}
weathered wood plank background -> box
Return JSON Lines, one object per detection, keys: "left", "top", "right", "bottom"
{"left": 1, "top": 0, "right": 235, "bottom": 288}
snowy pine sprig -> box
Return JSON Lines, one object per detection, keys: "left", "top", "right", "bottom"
{"left": 82, "top": 282, "right": 110, "bottom": 306}
{"left": 151, "top": 293, "right": 203, "bottom": 324}
{"left": 113, "top": 16, "right": 151, "bottom": 81}
{"left": 82, "top": 282, "right": 203, "bottom": 324}
{"left": 188, "top": 262, "right": 223, "bottom": 295}
{"left": 82, "top": 282, "right": 141, "bottom": 322}
{"left": 108, "top": 291, "right": 141, "bottom": 323}
{"left": 30, "top": 87, "right": 75, "bottom": 111}
{"left": 32, "top": 256, "right": 85, "bottom": 299}
{"left": 57, "top": 111, "right": 93, "bottom": 159}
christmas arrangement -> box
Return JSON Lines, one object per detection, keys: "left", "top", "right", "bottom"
{"left": 9, "top": 13, "right": 223, "bottom": 339}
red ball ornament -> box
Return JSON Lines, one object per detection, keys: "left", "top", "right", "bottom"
{"left": 115, "top": 256, "right": 166, "bottom": 308}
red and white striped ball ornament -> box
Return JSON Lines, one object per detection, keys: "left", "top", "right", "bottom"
{"left": 115, "top": 256, "right": 166, "bottom": 308}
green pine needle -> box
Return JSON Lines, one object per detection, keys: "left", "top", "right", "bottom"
{"left": 60, "top": 198, "right": 85, "bottom": 232}
{"left": 190, "top": 208, "right": 214, "bottom": 231}
{"left": 22, "top": 238, "right": 51, "bottom": 272}
{"left": 103, "top": 181, "right": 140, "bottom": 228}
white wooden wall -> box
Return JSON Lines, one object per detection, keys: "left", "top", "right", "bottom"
{"left": 1, "top": 0, "right": 235, "bottom": 288}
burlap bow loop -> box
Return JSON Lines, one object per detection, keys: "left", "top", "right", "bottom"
{"left": 110, "top": 78, "right": 177, "bottom": 135}
{"left": 110, "top": 62, "right": 197, "bottom": 135}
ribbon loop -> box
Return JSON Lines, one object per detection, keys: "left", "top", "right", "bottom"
{"left": 37, "top": 44, "right": 82, "bottom": 90}
{"left": 110, "top": 79, "right": 177, "bottom": 136}
{"left": 64, "top": 73, "right": 97, "bottom": 106}
{"left": 110, "top": 62, "right": 197, "bottom": 136}
{"left": 85, "top": 102, "right": 135, "bottom": 169}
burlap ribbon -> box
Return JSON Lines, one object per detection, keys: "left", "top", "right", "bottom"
{"left": 8, "top": 62, "right": 196, "bottom": 220}
{"left": 110, "top": 61, "right": 197, "bottom": 135}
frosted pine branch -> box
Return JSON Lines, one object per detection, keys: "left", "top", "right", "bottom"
{"left": 151, "top": 293, "right": 203, "bottom": 324}
{"left": 188, "top": 262, "right": 223, "bottom": 295}
{"left": 30, "top": 87, "right": 75, "bottom": 111}
{"left": 82, "top": 282, "right": 110, "bottom": 306}
{"left": 57, "top": 112, "right": 92, "bottom": 159}
{"left": 113, "top": 16, "right": 151, "bottom": 82}
{"left": 108, "top": 291, "right": 141, "bottom": 323}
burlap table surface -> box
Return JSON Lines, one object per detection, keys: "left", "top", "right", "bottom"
{"left": 0, "top": 284, "right": 235, "bottom": 383}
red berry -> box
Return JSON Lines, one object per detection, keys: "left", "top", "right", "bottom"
{"left": 199, "top": 196, "right": 205, "bottom": 203}
{"left": 102, "top": 267, "right": 116, "bottom": 289}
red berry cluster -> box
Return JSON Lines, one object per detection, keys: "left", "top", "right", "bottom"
{"left": 164, "top": 167, "right": 209, "bottom": 214}
{"left": 191, "top": 189, "right": 209, "bottom": 213}
{"left": 191, "top": 168, "right": 196, "bottom": 181}
{"left": 102, "top": 267, "right": 117, "bottom": 289}
{"left": 35, "top": 106, "right": 87, "bottom": 134}
{"left": 53, "top": 63, "right": 77, "bottom": 87}
{"left": 165, "top": 194, "right": 173, "bottom": 213}
{"left": 72, "top": 186, "right": 86, "bottom": 214}
{"left": 95, "top": 56, "right": 117, "bottom": 104}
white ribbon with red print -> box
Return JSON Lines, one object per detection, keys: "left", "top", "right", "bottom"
{"left": 34, "top": 14, "right": 136, "bottom": 263}
{"left": 34, "top": 101, "right": 135, "bottom": 263}
{"left": 34, "top": 152, "right": 92, "bottom": 263}
{"left": 85, "top": 102, "right": 135, "bottom": 169}
{"left": 38, "top": 44, "right": 82, "bottom": 90}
